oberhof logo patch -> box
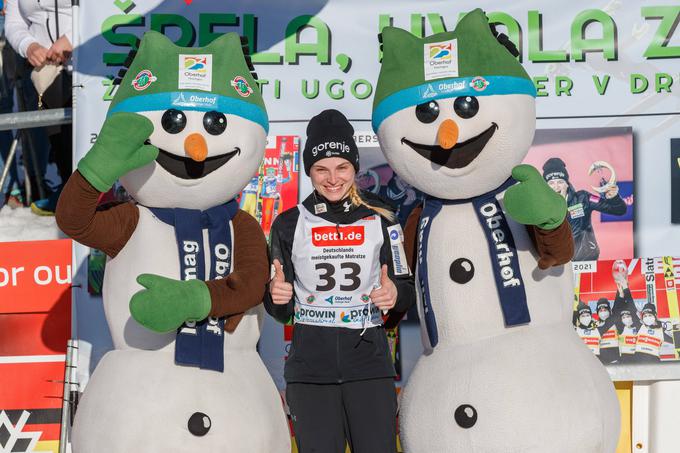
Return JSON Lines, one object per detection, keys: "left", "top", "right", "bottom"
{"left": 423, "top": 39, "right": 459, "bottom": 81}
{"left": 131, "top": 69, "right": 157, "bottom": 91}
{"left": 178, "top": 54, "right": 212, "bottom": 91}
{"left": 231, "top": 76, "right": 254, "bottom": 97}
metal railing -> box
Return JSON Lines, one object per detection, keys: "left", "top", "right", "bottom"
{"left": 0, "top": 108, "right": 72, "bottom": 201}
{"left": 0, "top": 108, "right": 71, "bottom": 131}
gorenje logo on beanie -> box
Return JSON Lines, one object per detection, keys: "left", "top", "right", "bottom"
{"left": 303, "top": 109, "right": 360, "bottom": 175}
{"left": 311, "top": 141, "right": 351, "bottom": 157}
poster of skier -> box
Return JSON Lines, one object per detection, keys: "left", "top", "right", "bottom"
{"left": 239, "top": 135, "right": 300, "bottom": 239}
{"left": 574, "top": 257, "right": 680, "bottom": 367}
{"left": 523, "top": 127, "right": 634, "bottom": 262}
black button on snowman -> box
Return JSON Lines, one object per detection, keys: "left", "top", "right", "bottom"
{"left": 454, "top": 404, "right": 478, "bottom": 428}
{"left": 188, "top": 412, "right": 211, "bottom": 436}
{"left": 450, "top": 258, "right": 475, "bottom": 284}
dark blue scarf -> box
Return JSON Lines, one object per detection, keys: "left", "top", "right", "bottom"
{"left": 418, "top": 178, "right": 530, "bottom": 348}
{"left": 148, "top": 200, "right": 239, "bottom": 372}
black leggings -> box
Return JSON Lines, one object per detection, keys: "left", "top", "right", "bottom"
{"left": 286, "top": 378, "right": 397, "bottom": 453}
{"left": 49, "top": 124, "right": 72, "bottom": 186}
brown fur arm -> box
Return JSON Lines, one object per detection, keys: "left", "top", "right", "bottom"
{"left": 55, "top": 171, "right": 138, "bottom": 258}
{"left": 205, "top": 210, "right": 269, "bottom": 333}
{"left": 527, "top": 220, "right": 575, "bottom": 269}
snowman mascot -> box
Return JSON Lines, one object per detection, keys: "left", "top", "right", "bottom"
{"left": 56, "top": 32, "right": 290, "bottom": 452}
{"left": 371, "top": 9, "right": 620, "bottom": 453}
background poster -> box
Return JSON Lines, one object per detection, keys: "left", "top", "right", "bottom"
{"left": 574, "top": 257, "right": 680, "bottom": 370}
{"left": 72, "top": 0, "right": 680, "bottom": 389}
{"left": 524, "top": 127, "right": 634, "bottom": 261}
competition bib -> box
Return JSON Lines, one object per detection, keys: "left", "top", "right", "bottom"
{"left": 578, "top": 327, "right": 601, "bottom": 355}
{"left": 619, "top": 328, "right": 637, "bottom": 355}
{"left": 635, "top": 328, "right": 663, "bottom": 357}
{"left": 600, "top": 325, "right": 619, "bottom": 349}
{"left": 291, "top": 205, "right": 384, "bottom": 329}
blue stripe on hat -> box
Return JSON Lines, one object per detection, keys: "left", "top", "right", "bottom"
{"left": 372, "top": 75, "right": 536, "bottom": 132}
{"left": 108, "top": 91, "right": 269, "bottom": 133}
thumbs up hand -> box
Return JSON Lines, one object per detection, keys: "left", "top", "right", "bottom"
{"left": 369, "top": 265, "right": 397, "bottom": 311}
{"left": 269, "top": 259, "right": 293, "bottom": 305}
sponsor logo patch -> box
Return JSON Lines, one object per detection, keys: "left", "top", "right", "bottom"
{"left": 470, "top": 76, "right": 489, "bottom": 92}
{"left": 387, "top": 224, "right": 409, "bottom": 276}
{"left": 131, "top": 69, "right": 157, "bottom": 91}
{"left": 230, "top": 76, "right": 254, "bottom": 97}
{"left": 340, "top": 306, "right": 380, "bottom": 323}
{"left": 568, "top": 203, "right": 585, "bottom": 219}
{"left": 314, "top": 203, "right": 327, "bottom": 215}
{"left": 171, "top": 92, "right": 218, "bottom": 109}
{"left": 311, "top": 141, "right": 351, "bottom": 157}
{"left": 311, "top": 225, "right": 364, "bottom": 247}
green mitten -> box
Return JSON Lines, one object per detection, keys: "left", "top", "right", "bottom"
{"left": 504, "top": 164, "right": 567, "bottom": 230}
{"left": 77, "top": 112, "right": 158, "bottom": 192}
{"left": 129, "top": 274, "right": 212, "bottom": 333}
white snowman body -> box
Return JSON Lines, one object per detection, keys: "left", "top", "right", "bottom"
{"left": 72, "top": 208, "right": 289, "bottom": 452}
{"left": 70, "top": 107, "right": 290, "bottom": 452}
{"left": 374, "top": 26, "right": 620, "bottom": 449}
{"left": 398, "top": 200, "right": 620, "bottom": 452}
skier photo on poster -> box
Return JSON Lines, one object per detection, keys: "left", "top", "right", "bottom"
{"left": 239, "top": 135, "right": 300, "bottom": 239}
{"left": 523, "top": 127, "right": 634, "bottom": 262}
{"left": 574, "top": 257, "right": 680, "bottom": 368}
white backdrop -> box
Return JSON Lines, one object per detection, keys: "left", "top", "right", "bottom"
{"left": 71, "top": 0, "right": 680, "bottom": 389}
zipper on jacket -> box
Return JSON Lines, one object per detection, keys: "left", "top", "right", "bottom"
{"left": 336, "top": 328, "right": 342, "bottom": 383}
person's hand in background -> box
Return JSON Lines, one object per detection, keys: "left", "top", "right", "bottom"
{"left": 46, "top": 35, "right": 72, "bottom": 64}
{"left": 26, "top": 42, "right": 48, "bottom": 67}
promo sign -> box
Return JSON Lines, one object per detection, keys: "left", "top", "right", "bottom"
{"left": 0, "top": 239, "right": 72, "bottom": 453}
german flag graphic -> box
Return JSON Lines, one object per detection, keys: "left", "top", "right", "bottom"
{"left": 0, "top": 361, "right": 66, "bottom": 452}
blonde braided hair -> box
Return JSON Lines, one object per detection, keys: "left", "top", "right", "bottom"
{"left": 347, "top": 183, "right": 395, "bottom": 222}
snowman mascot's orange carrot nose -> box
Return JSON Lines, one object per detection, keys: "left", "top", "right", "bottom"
{"left": 437, "top": 119, "right": 459, "bottom": 150}
{"left": 184, "top": 133, "right": 208, "bottom": 162}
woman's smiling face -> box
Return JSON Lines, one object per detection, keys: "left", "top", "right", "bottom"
{"left": 309, "top": 157, "right": 356, "bottom": 202}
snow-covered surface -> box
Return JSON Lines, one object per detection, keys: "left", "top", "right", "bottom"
{"left": 0, "top": 206, "right": 64, "bottom": 242}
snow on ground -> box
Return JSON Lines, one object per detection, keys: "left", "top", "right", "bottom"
{"left": 0, "top": 205, "right": 64, "bottom": 242}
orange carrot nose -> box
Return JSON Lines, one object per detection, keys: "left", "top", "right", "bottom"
{"left": 184, "top": 133, "right": 208, "bottom": 162}
{"left": 437, "top": 119, "right": 459, "bottom": 150}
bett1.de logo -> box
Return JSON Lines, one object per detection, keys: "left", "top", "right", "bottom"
{"left": 311, "top": 226, "right": 365, "bottom": 247}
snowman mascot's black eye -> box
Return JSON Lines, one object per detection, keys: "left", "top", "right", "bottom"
{"left": 161, "top": 109, "right": 187, "bottom": 134}
{"left": 453, "top": 96, "right": 479, "bottom": 119}
{"left": 415, "top": 100, "right": 440, "bottom": 123}
{"left": 203, "top": 111, "right": 227, "bottom": 136}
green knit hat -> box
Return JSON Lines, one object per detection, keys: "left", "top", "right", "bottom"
{"left": 109, "top": 31, "right": 268, "bottom": 132}
{"left": 372, "top": 8, "right": 535, "bottom": 132}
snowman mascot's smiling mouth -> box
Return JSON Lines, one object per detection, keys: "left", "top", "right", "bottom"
{"left": 154, "top": 146, "right": 241, "bottom": 179}
{"left": 401, "top": 122, "right": 498, "bottom": 169}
